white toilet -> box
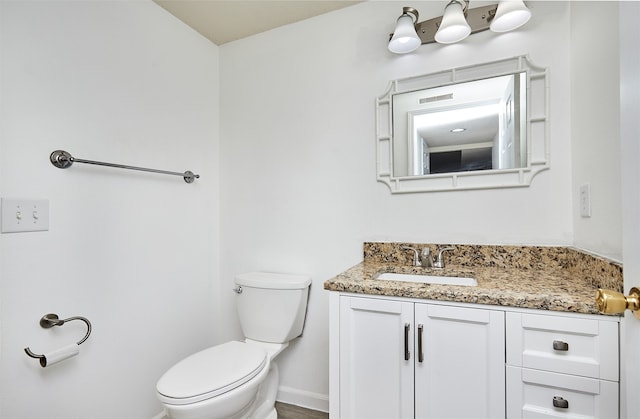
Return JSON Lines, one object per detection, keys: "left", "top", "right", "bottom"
{"left": 156, "top": 271, "right": 311, "bottom": 419}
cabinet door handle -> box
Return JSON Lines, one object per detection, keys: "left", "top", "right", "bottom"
{"left": 404, "top": 323, "right": 410, "bottom": 361}
{"left": 553, "top": 340, "right": 569, "bottom": 351}
{"left": 418, "top": 324, "right": 424, "bottom": 363}
{"left": 553, "top": 396, "right": 569, "bottom": 408}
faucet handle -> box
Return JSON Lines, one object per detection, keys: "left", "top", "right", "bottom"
{"left": 401, "top": 246, "right": 421, "bottom": 267}
{"left": 433, "top": 247, "right": 455, "bottom": 268}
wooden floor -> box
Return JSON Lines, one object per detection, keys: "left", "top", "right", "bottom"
{"left": 275, "top": 402, "right": 328, "bottom": 419}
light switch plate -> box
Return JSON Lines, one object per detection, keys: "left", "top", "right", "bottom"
{"left": 579, "top": 184, "right": 592, "bottom": 218}
{"left": 1, "top": 198, "right": 50, "bottom": 233}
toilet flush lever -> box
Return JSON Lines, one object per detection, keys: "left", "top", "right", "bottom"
{"left": 233, "top": 286, "right": 243, "bottom": 294}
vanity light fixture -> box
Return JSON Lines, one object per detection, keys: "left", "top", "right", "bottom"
{"left": 388, "top": 0, "right": 532, "bottom": 54}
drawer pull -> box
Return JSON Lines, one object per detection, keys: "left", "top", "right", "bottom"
{"left": 553, "top": 396, "right": 569, "bottom": 409}
{"left": 418, "top": 324, "right": 424, "bottom": 363}
{"left": 404, "top": 323, "right": 410, "bottom": 361}
{"left": 553, "top": 340, "right": 569, "bottom": 351}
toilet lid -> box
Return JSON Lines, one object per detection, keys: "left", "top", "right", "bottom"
{"left": 156, "top": 341, "right": 267, "bottom": 405}
{"left": 235, "top": 271, "right": 311, "bottom": 289}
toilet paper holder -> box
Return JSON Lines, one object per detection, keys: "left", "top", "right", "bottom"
{"left": 24, "top": 313, "right": 92, "bottom": 366}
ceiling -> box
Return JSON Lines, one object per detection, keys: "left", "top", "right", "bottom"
{"left": 153, "top": 0, "right": 362, "bottom": 45}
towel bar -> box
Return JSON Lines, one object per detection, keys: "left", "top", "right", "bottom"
{"left": 50, "top": 149, "right": 199, "bottom": 183}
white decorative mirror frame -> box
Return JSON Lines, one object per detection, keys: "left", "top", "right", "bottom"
{"left": 376, "top": 55, "right": 549, "bottom": 193}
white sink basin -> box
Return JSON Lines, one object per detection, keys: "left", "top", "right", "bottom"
{"left": 375, "top": 272, "right": 478, "bottom": 286}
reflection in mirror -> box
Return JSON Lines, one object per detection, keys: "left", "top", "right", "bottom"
{"left": 393, "top": 73, "right": 526, "bottom": 176}
{"left": 376, "top": 55, "right": 549, "bottom": 193}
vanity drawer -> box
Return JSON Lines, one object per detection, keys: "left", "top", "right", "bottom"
{"left": 506, "top": 366, "right": 618, "bottom": 419}
{"left": 506, "top": 312, "right": 619, "bottom": 381}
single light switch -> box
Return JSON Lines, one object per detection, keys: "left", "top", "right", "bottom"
{"left": 1, "top": 198, "right": 49, "bottom": 233}
{"left": 580, "top": 184, "right": 592, "bottom": 218}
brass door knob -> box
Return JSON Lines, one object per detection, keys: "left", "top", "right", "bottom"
{"left": 596, "top": 287, "right": 640, "bottom": 319}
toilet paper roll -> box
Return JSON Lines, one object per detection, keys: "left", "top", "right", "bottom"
{"left": 40, "top": 343, "right": 80, "bottom": 368}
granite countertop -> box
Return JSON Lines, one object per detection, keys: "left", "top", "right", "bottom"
{"left": 323, "top": 242, "right": 624, "bottom": 315}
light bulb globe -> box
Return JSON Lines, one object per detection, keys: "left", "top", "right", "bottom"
{"left": 490, "top": 0, "right": 532, "bottom": 33}
{"left": 435, "top": 1, "right": 471, "bottom": 44}
{"left": 388, "top": 14, "right": 421, "bottom": 54}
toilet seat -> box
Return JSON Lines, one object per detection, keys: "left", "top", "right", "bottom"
{"left": 157, "top": 341, "right": 267, "bottom": 406}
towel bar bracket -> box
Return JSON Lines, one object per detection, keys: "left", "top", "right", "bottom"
{"left": 50, "top": 150, "right": 74, "bottom": 169}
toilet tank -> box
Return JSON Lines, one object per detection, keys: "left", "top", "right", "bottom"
{"left": 234, "top": 272, "right": 311, "bottom": 344}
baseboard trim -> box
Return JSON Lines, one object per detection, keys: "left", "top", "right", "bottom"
{"left": 150, "top": 409, "right": 168, "bottom": 419}
{"left": 276, "top": 385, "right": 329, "bottom": 413}
{"left": 152, "top": 387, "right": 329, "bottom": 418}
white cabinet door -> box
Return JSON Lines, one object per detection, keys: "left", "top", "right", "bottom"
{"left": 414, "top": 303, "right": 506, "bottom": 419}
{"left": 339, "top": 296, "right": 414, "bottom": 419}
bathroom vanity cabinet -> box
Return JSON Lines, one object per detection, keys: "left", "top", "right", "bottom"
{"left": 334, "top": 294, "right": 505, "bottom": 419}
{"left": 329, "top": 293, "right": 620, "bottom": 419}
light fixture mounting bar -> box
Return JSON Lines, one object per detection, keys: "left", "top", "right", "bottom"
{"left": 414, "top": 3, "right": 498, "bottom": 45}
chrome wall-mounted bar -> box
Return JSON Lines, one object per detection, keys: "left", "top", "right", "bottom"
{"left": 50, "top": 150, "right": 200, "bottom": 183}
{"left": 24, "top": 313, "right": 92, "bottom": 367}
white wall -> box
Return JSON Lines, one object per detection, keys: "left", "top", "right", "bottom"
{"left": 570, "top": 1, "right": 622, "bottom": 260}
{"left": 218, "top": 0, "right": 617, "bottom": 410}
{"left": 0, "top": 1, "right": 219, "bottom": 418}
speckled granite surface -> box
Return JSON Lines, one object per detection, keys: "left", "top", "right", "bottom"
{"left": 323, "top": 242, "right": 624, "bottom": 315}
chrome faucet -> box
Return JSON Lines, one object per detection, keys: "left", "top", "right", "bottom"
{"left": 420, "top": 247, "right": 434, "bottom": 268}
{"left": 402, "top": 246, "right": 434, "bottom": 268}
{"left": 433, "top": 247, "right": 455, "bottom": 269}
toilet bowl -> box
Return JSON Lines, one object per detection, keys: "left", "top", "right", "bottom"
{"left": 157, "top": 341, "right": 273, "bottom": 419}
{"left": 156, "top": 272, "right": 311, "bottom": 419}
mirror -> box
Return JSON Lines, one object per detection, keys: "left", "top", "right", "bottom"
{"left": 376, "top": 55, "right": 549, "bottom": 193}
{"left": 393, "top": 73, "right": 526, "bottom": 176}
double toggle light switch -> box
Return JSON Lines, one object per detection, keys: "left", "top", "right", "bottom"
{"left": 1, "top": 198, "right": 49, "bottom": 233}
{"left": 596, "top": 287, "right": 640, "bottom": 319}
